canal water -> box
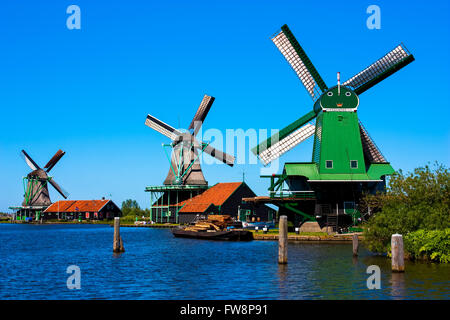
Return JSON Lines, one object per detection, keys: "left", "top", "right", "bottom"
{"left": 0, "top": 224, "right": 448, "bottom": 300}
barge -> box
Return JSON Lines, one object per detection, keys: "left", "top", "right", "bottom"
{"left": 171, "top": 214, "right": 253, "bottom": 241}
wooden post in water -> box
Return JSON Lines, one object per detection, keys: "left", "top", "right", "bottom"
{"left": 352, "top": 234, "right": 359, "bottom": 257}
{"left": 278, "top": 215, "right": 288, "bottom": 264}
{"left": 113, "top": 217, "right": 125, "bottom": 253}
{"left": 391, "top": 234, "right": 404, "bottom": 272}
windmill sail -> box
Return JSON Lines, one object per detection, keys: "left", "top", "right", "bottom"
{"left": 188, "top": 95, "right": 215, "bottom": 136}
{"left": 21, "top": 150, "right": 40, "bottom": 171}
{"left": 359, "top": 122, "right": 386, "bottom": 163}
{"left": 252, "top": 110, "right": 316, "bottom": 156}
{"left": 272, "top": 25, "right": 328, "bottom": 100}
{"left": 258, "top": 123, "right": 315, "bottom": 165}
{"left": 343, "top": 44, "right": 414, "bottom": 94}
{"left": 202, "top": 144, "right": 235, "bottom": 166}
{"left": 48, "top": 178, "right": 69, "bottom": 199}
{"left": 145, "top": 115, "right": 182, "bottom": 140}
{"left": 44, "top": 150, "right": 65, "bottom": 172}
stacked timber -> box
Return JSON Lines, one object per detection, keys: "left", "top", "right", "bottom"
{"left": 173, "top": 214, "right": 253, "bottom": 241}
{"left": 207, "top": 215, "right": 233, "bottom": 228}
{"left": 183, "top": 215, "right": 233, "bottom": 232}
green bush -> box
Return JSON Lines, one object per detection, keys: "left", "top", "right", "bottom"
{"left": 119, "top": 215, "right": 139, "bottom": 224}
{"left": 363, "top": 163, "right": 450, "bottom": 256}
{"left": 404, "top": 229, "right": 450, "bottom": 263}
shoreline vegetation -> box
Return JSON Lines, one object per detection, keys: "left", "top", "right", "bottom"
{"left": 362, "top": 163, "right": 449, "bottom": 263}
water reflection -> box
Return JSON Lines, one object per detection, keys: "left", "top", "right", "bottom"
{"left": 277, "top": 263, "right": 289, "bottom": 299}
{"left": 390, "top": 272, "right": 406, "bottom": 299}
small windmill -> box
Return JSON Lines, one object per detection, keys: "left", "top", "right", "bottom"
{"left": 145, "top": 95, "right": 235, "bottom": 186}
{"left": 250, "top": 24, "right": 414, "bottom": 229}
{"left": 21, "top": 149, "right": 69, "bottom": 207}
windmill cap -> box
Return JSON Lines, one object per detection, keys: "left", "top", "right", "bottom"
{"left": 27, "top": 168, "right": 48, "bottom": 179}
{"left": 314, "top": 85, "right": 359, "bottom": 112}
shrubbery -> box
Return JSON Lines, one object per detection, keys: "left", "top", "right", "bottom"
{"left": 404, "top": 229, "right": 450, "bottom": 263}
{"left": 363, "top": 163, "right": 450, "bottom": 261}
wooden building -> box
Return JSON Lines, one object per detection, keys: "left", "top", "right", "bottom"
{"left": 43, "top": 199, "right": 122, "bottom": 220}
{"left": 172, "top": 182, "right": 275, "bottom": 224}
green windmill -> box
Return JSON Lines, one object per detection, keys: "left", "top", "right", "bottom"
{"left": 251, "top": 25, "right": 414, "bottom": 231}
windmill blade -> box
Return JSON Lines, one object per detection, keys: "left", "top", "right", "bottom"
{"left": 359, "top": 121, "right": 386, "bottom": 163}
{"left": 343, "top": 44, "right": 414, "bottom": 95}
{"left": 258, "top": 122, "right": 315, "bottom": 165}
{"left": 145, "top": 114, "right": 182, "bottom": 141}
{"left": 252, "top": 110, "right": 317, "bottom": 156}
{"left": 44, "top": 149, "right": 65, "bottom": 172}
{"left": 188, "top": 95, "right": 215, "bottom": 136}
{"left": 21, "top": 150, "right": 40, "bottom": 171}
{"left": 272, "top": 24, "right": 328, "bottom": 100}
{"left": 48, "top": 178, "right": 69, "bottom": 199}
{"left": 201, "top": 143, "right": 235, "bottom": 167}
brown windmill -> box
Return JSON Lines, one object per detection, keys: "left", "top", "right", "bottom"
{"left": 145, "top": 94, "right": 235, "bottom": 186}
{"left": 21, "top": 149, "right": 69, "bottom": 207}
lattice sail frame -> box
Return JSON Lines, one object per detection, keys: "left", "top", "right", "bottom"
{"left": 271, "top": 26, "right": 327, "bottom": 101}
{"left": 359, "top": 121, "right": 386, "bottom": 163}
{"left": 343, "top": 44, "right": 412, "bottom": 93}
{"left": 145, "top": 115, "right": 182, "bottom": 141}
{"left": 259, "top": 123, "right": 316, "bottom": 165}
{"left": 188, "top": 95, "right": 215, "bottom": 136}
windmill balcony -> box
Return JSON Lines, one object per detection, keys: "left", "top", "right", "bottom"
{"left": 269, "top": 190, "right": 315, "bottom": 200}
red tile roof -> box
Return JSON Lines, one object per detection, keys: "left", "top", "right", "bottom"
{"left": 44, "top": 200, "right": 110, "bottom": 213}
{"left": 178, "top": 182, "right": 242, "bottom": 213}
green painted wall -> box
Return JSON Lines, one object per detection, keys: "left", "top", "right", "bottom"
{"left": 318, "top": 111, "right": 366, "bottom": 174}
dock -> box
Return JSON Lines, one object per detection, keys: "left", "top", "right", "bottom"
{"left": 253, "top": 232, "right": 363, "bottom": 242}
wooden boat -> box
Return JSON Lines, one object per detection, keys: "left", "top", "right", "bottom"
{"left": 172, "top": 215, "right": 253, "bottom": 241}
{"left": 172, "top": 228, "right": 253, "bottom": 241}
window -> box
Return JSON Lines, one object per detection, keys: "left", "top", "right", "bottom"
{"left": 350, "top": 160, "right": 358, "bottom": 169}
{"left": 326, "top": 160, "right": 333, "bottom": 168}
{"left": 344, "top": 202, "right": 355, "bottom": 214}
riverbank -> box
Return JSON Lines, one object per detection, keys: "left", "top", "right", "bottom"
{"left": 252, "top": 231, "right": 363, "bottom": 242}
{"left": 2, "top": 220, "right": 362, "bottom": 241}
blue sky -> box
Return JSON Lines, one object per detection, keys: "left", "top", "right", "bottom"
{"left": 0, "top": 1, "right": 449, "bottom": 212}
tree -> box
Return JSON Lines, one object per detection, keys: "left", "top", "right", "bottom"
{"left": 121, "top": 199, "right": 143, "bottom": 217}
{"left": 363, "top": 162, "right": 450, "bottom": 253}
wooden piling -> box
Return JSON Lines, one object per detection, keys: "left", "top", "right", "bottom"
{"left": 391, "top": 234, "right": 404, "bottom": 272}
{"left": 278, "top": 215, "right": 288, "bottom": 264}
{"left": 113, "top": 217, "right": 125, "bottom": 253}
{"left": 352, "top": 234, "right": 359, "bottom": 257}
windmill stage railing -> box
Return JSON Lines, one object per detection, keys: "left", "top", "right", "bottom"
{"left": 269, "top": 190, "right": 316, "bottom": 200}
